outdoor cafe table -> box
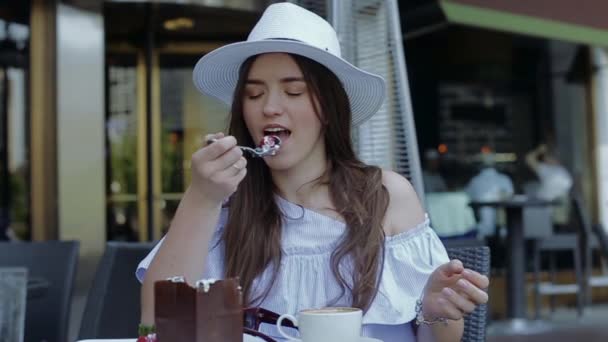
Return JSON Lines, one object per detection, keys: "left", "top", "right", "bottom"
{"left": 78, "top": 336, "right": 266, "bottom": 342}
{"left": 78, "top": 337, "right": 382, "bottom": 342}
{"left": 469, "top": 196, "right": 554, "bottom": 327}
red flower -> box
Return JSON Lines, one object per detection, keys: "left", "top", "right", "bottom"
{"left": 137, "top": 333, "right": 157, "bottom": 342}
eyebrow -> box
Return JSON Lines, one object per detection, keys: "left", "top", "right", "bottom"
{"left": 245, "top": 77, "right": 306, "bottom": 85}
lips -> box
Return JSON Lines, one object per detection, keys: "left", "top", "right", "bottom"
{"left": 262, "top": 124, "right": 291, "bottom": 144}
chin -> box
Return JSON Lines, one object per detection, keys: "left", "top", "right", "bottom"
{"left": 263, "top": 154, "right": 296, "bottom": 171}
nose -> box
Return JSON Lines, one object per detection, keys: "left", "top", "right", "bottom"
{"left": 262, "top": 90, "right": 284, "bottom": 117}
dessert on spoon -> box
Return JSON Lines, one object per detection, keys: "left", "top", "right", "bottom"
{"left": 206, "top": 135, "right": 281, "bottom": 158}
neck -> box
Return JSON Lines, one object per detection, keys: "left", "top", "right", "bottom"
{"left": 271, "top": 154, "right": 330, "bottom": 207}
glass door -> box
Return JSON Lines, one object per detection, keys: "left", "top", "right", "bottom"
{"left": 156, "top": 52, "right": 229, "bottom": 239}
{"left": 106, "top": 52, "right": 141, "bottom": 241}
{"left": 105, "top": 47, "right": 230, "bottom": 242}
{"left": 0, "top": 17, "right": 30, "bottom": 241}
{"left": 103, "top": 1, "right": 258, "bottom": 242}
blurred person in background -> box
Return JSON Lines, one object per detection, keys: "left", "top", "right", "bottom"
{"left": 422, "top": 148, "right": 448, "bottom": 192}
{"left": 465, "top": 152, "right": 514, "bottom": 238}
{"left": 525, "top": 143, "right": 573, "bottom": 227}
{"left": 525, "top": 144, "right": 573, "bottom": 201}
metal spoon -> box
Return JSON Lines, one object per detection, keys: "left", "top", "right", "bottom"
{"left": 206, "top": 136, "right": 281, "bottom": 158}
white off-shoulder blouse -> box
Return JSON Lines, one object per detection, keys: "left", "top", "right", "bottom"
{"left": 136, "top": 196, "right": 449, "bottom": 342}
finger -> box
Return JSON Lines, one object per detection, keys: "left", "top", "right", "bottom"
{"left": 455, "top": 278, "right": 489, "bottom": 305}
{"left": 442, "top": 287, "right": 476, "bottom": 314}
{"left": 229, "top": 157, "right": 248, "bottom": 175}
{"left": 200, "top": 136, "right": 238, "bottom": 161}
{"left": 202, "top": 148, "right": 243, "bottom": 180}
{"left": 231, "top": 164, "right": 248, "bottom": 183}
{"left": 203, "top": 132, "right": 225, "bottom": 145}
{"left": 205, "top": 135, "right": 226, "bottom": 145}
{"left": 426, "top": 260, "right": 463, "bottom": 293}
{"left": 215, "top": 147, "right": 244, "bottom": 172}
{"left": 462, "top": 269, "right": 490, "bottom": 289}
{"left": 192, "top": 145, "right": 242, "bottom": 179}
{"left": 434, "top": 297, "right": 463, "bottom": 321}
{"left": 441, "top": 259, "right": 464, "bottom": 278}
{"left": 213, "top": 165, "right": 247, "bottom": 196}
{"left": 206, "top": 156, "right": 246, "bottom": 192}
{"left": 223, "top": 164, "right": 247, "bottom": 192}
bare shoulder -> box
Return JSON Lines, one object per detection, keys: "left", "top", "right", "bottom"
{"left": 382, "top": 170, "right": 426, "bottom": 236}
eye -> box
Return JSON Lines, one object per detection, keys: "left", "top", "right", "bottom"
{"left": 246, "top": 92, "right": 264, "bottom": 100}
{"left": 285, "top": 86, "right": 306, "bottom": 97}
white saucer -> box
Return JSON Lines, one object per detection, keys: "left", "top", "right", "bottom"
{"left": 77, "top": 336, "right": 383, "bottom": 342}
{"left": 77, "top": 335, "right": 383, "bottom": 342}
{"left": 243, "top": 336, "right": 383, "bottom": 342}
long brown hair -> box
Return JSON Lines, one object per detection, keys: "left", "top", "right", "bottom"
{"left": 222, "top": 54, "right": 389, "bottom": 311}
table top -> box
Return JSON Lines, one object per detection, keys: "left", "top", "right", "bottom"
{"left": 78, "top": 337, "right": 382, "bottom": 342}
{"left": 469, "top": 195, "right": 556, "bottom": 208}
{"left": 78, "top": 335, "right": 265, "bottom": 342}
{"left": 78, "top": 340, "right": 136, "bottom": 342}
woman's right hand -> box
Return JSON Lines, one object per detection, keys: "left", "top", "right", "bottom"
{"left": 190, "top": 133, "right": 247, "bottom": 204}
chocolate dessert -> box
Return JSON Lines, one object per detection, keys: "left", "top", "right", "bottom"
{"left": 154, "top": 277, "right": 243, "bottom": 342}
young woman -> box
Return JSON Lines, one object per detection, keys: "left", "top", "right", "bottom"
{"left": 137, "top": 3, "right": 488, "bottom": 341}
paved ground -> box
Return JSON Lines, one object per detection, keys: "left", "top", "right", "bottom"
{"left": 487, "top": 305, "right": 608, "bottom": 342}
{"left": 487, "top": 303, "right": 608, "bottom": 338}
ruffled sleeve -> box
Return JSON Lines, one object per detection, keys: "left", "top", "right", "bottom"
{"left": 135, "top": 237, "right": 164, "bottom": 283}
{"left": 363, "top": 216, "right": 449, "bottom": 325}
{"left": 135, "top": 208, "right": 229, "bottom": 284}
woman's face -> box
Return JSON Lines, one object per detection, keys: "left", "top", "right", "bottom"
{"left": 242, "top": 53, "right": 325, "bottom": 172}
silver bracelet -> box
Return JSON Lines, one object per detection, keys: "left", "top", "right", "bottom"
{"left": 415, "top": 298, "right": 448, "bottom": 326}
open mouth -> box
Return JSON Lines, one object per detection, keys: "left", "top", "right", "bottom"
{"left": 263, "top": 127, "right": 291, "bottom": 142}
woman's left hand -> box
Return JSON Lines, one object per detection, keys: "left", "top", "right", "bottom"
{"left": 421, "top": 260, "right": 489, "bottom": 321}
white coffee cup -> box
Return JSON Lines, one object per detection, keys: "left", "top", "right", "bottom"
{"left": 276, "top": 307, "right": 362, "bottom": 342}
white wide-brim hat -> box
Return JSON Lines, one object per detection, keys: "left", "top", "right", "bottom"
{"left": 192, "top": 2, "right": 386, "bottom": 127}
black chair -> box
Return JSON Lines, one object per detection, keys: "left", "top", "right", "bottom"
{"left": 0, "top": 241, "right": 79, "bottom": 342}
{"left": 530, "top": 194, "right": 585, "bottom": 319}
{"left": 79, "top": 241, "right": 155, "bottom": 339}
{"left": 588, "top": 223, "right": 608, "bottom": 295}
{"left": 573, "top": 194, "right": 608, "bottom": 306}
{"left": 592, "top": 222, "right": 608, "bottom": 257}
{"left": 445, "top": 245, "right": 491, "bottom": 342}
{"left": 442, "top": 238, "right": 486, "bottom": 249}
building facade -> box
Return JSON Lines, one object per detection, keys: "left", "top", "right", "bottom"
{"left": 1, "top": 0, "right": 607, "bottom": 259}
